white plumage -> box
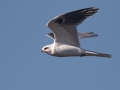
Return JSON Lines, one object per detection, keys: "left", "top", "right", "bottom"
{"left": 42, "top": 7, "right": 111, "bottom": 58}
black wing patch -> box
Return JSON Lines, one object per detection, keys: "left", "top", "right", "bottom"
{"left": 55, "top": 18, "right": 63, "bottom": 24}
{"left": 55, "top": 7, "right": 99, "bottom": 25}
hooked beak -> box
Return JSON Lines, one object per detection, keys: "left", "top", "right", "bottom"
{"left": 41, "top": 50, "right": 43, "bottom": 52}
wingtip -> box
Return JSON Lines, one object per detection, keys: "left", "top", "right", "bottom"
{"left": 85, "top": 7, "right": 99, "bottom": 10}
{"left": 88, "top": 32, "right": 98, "bottom": 37}
{"left": 101, "top": 54, "right": 112, "bottom": 58}
{"left": 107, "top": 54, "right": 112, "bottom": 58}
{"left": 93, "top": 34, "right": 98, "bottom": 37}
{"left": 89, "top": 7, "right": 99, "bottom": 13}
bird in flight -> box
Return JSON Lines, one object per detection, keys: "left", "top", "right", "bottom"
{"left": 41, "top": 7, "right": 111, "bottom": 58}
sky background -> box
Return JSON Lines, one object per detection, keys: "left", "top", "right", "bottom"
{"left": 0, "top": 0, "right": 120, "bottom": 90}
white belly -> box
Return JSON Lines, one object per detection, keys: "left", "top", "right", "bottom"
{"left": 51, "top": 45, "right": 83, "bottom": 57}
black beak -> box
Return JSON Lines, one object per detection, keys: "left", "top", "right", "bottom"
{"left": 41, "top": 50, "right": 43, "bottom": 52}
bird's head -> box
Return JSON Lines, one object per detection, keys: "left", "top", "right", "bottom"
{"left": 41, "top": 45, "right": 52, "bottom": 54}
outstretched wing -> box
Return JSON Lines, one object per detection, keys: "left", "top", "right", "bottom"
{"left": 78, "top": 32, "right": 98, "bottom": 39}
{"left": 47, "top": 7, "right": 99, "bottom": 47}
{"left": 47, "top": 32, "right": 98, "bottom": 40}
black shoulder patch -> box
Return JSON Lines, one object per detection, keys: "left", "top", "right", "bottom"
{"left": 55, "top": 18, "right": 63, "bottom": 24}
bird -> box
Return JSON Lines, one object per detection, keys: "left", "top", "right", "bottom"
{"left": 41, "top": 7, "right": 111, "bottom": 58}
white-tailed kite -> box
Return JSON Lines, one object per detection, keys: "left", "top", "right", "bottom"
{"left": 42, "top": 7, "right": 111, "bottom": 58}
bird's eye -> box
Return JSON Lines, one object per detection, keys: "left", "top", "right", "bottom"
{"left": 44, "top": 47, "right": 48, "bottom": 50}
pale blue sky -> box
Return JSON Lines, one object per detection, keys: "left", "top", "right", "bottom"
{"left": 0, "top": 0, "right": 120, "bottom": 90}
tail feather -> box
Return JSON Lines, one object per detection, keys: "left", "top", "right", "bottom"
{"left": 84, "top": 50, "right": 112, "bottom": 58}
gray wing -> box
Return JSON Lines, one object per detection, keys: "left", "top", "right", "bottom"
{"left": 55, "top": 7, "right": 99, "bottom": 26}
{"left": 46, "top": 33, "right": 54, "bottom": 40}
{"left": 78, "top": 32, "right": 98, "bottom": 39}
{"left": 47, "top": 32, "right": 98, "bottom": 40}
{"left": 47, "top": 7, "right": 99, "bottom": 47}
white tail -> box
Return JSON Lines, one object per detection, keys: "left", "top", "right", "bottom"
{"left": 84, "top": 50, "right": 112, "bottom": 58}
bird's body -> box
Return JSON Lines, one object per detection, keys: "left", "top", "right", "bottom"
{"left": 46, "top": 43, "right": 83, "bottom": 57}
{"left": 42, "top": 7, "right": 111, "bottom": 58}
